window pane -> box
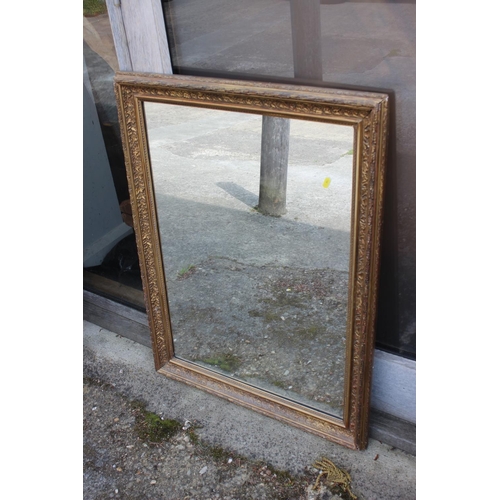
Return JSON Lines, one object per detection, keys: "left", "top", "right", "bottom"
{"left": 163, "top": 0, "right": 416, "bottom": 358}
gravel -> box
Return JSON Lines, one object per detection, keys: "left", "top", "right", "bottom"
{"left": 84, "top": 377, "right": 346, "bottom": 500}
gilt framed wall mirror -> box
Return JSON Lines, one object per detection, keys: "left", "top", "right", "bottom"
{"left": 114, "top": 72, "right": 388, "bottom": 450}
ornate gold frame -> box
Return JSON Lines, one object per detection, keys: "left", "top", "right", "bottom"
{"left": 114, "top": 72, "right": 388, "bottom": 450}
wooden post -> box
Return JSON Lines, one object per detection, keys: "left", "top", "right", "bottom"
{"left": 258, "top": 117, "right": 291, "bottom": 216}
{"left": 105, "top": 0, "right": 172, "bottom": 74}
{"left": 258, "top": 0, "right": 323, "bottom": 216}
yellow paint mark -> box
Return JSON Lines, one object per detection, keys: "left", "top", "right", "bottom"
{"left": 323, "top": 177, "right": 331, "bottom": 188}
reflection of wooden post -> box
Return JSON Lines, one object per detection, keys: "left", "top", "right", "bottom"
{"left": 259, "top": 117, "right": 290, "bottom": 216}
{"left": 290, "top": 0, "right": 323, "bottom": 80}
{"left": 258, "top": 0, "right": 323, "bottom": 216}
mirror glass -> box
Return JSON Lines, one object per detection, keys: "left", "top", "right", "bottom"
{"left": 145, "top": 102, "right": 354, "bottom": 418}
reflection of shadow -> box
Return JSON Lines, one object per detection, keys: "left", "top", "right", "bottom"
{"left": 216, "top": 182, "right": 259, "bottom": 208}
{"left": 154, "top": 193, "right": 351, "bottom": 276}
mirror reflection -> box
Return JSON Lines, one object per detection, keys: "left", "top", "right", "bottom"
{"left": 145, "top": 102, "right": 353, "bottom": 418}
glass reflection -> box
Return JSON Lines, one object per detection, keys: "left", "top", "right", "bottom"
{"left": 145, "top": 102, "right": 353, "bottom": 417}
{"left": 162, "top": 0, "right": 416, "bottom": 358}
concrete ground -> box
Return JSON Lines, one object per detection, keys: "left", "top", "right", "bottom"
{"left": 84, "top": 320, "right": 415, "bottom": 499}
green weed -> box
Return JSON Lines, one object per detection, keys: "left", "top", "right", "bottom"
{"left": 177, "top": 264, "right": 196, "bottom": 280}
{"left": 200, "top": 353, "right": 241, "bottom": 372}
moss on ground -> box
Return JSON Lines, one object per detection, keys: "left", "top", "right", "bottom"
{"left": 131, "top": 400, "right": 182, "bottom": 443}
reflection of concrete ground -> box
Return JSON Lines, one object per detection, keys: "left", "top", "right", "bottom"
{"left": 145, "top": 102, "right": 354, "bottom": 271}
{"left": 146, "top": 102, "right": 353, "bottom": 418}
{"left": 169, "top": 257, "right": 348, "bottom": 416}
